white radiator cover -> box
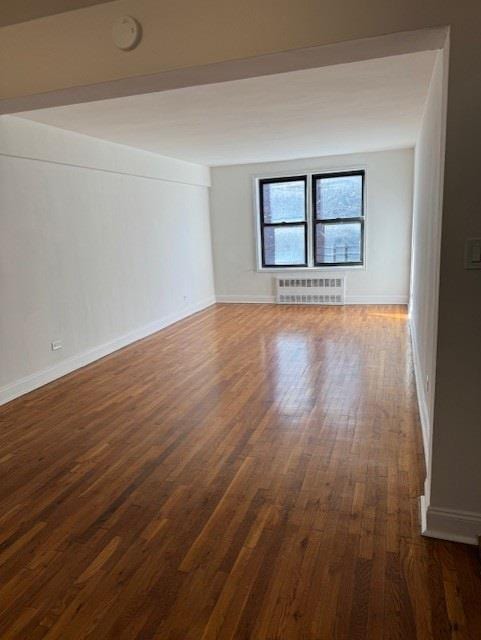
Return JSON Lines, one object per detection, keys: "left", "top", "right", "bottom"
{"left": 276, "top": 276, "right": 345, "bottom": 305}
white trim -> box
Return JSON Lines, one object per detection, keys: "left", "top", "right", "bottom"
{"left": 216, "top": 294, "right": 407, "bottom": 304}
{"left": 0, "top": 296, "right": 216, "bottom": 406}
{"left": 216, "top": 295, "right": 275, "bottom": 304}
{"left": 250, "top": 163, "right": 370, "bottom": 180}
{"left": 345, "top": 295, "right": 408, "bottom": 305}
{"left": 256, "top": 265, "right": 366, "bottom": 273}
{"left": 420, "top": 496, "right": 481, "bottom": 546}
{"left": 409, "top": 319, "right": 430, "bottom": 466}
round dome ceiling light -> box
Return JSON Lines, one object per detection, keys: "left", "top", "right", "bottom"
{"left": 112, "top": 16, "right": 142, "bottom": 51}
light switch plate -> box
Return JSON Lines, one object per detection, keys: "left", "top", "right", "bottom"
{"left": 465, "top": 238, "right": 481, "bottom": 269}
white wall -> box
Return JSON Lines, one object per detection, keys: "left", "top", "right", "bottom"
{"left": 210, "top": 149, "right": 414, "bottom": 304}
{"left": 417, "top": 45, "right": 481, "bottom": 544}
{"left": 0, "top": 116, "right": 215, "bottom": 404}
{"left": 410, "top": 51, "right": 445, "bottom": 485}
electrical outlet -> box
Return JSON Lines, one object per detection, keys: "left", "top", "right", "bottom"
{"left": 51, "top": 340, "right": 63, "bottom": 351}
{"left": 465, "top": 238, "right": 481, "bottom": 269}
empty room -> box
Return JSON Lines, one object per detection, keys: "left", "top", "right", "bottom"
{"left": 1, "top": 2, "right": 481, "bottom": 639}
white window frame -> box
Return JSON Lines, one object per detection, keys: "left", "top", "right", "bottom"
{"left": 252, "top": 166, "right": 368, "bottom": 272}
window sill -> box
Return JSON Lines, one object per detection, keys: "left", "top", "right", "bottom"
{"left": 256, "top": 265, "right": 366, "bottom": 273}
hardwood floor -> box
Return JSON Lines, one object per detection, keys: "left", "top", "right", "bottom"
{"left": 0, "top": 304, "right": 480, "bottom": 639}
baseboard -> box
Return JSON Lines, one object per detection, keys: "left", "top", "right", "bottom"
{"left": 409, "top": 321, "right": 430, "bottom": 467}
{"left": 0, "top": 296, "right": 216, "bottom": 406}
{"left": 345, "top": 295, "right": 408, "bottom": 305}
{"left": 216, "top": 294, "right": 408, "bottom": 305}
{"left": 420, "top": 496, "right": 481, "bottom": 545}
{"left": 216, "top": 294, "right": 275, "bottom": 303}
{"left": 345, "top": 295, "right": 408, "bottom": 304}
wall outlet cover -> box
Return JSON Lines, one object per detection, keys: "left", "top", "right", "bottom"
{"left": 465, "top": 237, "right": 481, "bottom": 269}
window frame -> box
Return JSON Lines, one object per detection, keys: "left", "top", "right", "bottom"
{"left": 254, "top": 167, "right": 367, "bottom": 272}
{"left": 312, "top": 169, "right": 365, "bottom": 268}
{"left": 258, "top": 175, "right": 308, "bottom": 269}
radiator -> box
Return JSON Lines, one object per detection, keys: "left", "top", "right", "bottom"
{"left": 276, "top": 276, "right": 345, "bottom": 305}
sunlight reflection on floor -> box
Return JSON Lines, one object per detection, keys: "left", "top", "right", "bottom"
{"left": 368, "top": 311, "right": 407, "bottom": 320}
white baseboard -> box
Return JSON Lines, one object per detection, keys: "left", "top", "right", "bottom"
{"left": 413, "top": 327, "right": 481, "bottom": 546}
{"left": 345, "top": 295, "right": 408, "bottom": 305}
{"left": 0, "top": 296, "right": 216, "bottom": 406}
{"left": 409, "top": 321, "right": 430, "bottom": 467}
{"left": 420, "top": 496, "right": 481, "bottom": 545}
{"left": 216, "top": 294, "right": 275, "bottom": 303}
{"left": 216, "top": 294, "right": 408, "bottom": 305}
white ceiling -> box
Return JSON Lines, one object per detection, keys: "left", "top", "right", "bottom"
{"left": 18, "top": 51, "right": 436, "bottom": 167}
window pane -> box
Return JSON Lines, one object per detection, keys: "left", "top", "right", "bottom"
{"left": 264, "top": 225, "right": 306, "bottom": 266}
{"left": 262, "top": 180, "right": 305, "bottom": 223}
{"left": 316, "top": 174, "right": 363, "bottom": 220}
{"left": 315, "top": 222, "right": 362, "bottom": 264}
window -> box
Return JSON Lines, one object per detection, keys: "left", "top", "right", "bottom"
{"left": 259, "top": 176, "right": 308, "bottom": 268}
{"left": 257, "top": 170, "right": 365, "bottom": 269}
{"left": 312, "top": 171, "right": 364, "bottom": 266}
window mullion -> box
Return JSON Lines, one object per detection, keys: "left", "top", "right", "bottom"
{"left": 307, "top": 173, "right": 313, "bottom": 267}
